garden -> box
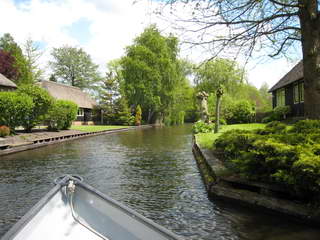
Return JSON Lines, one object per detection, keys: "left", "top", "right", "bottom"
{"left": 195, "top": 120, "right": 320, "bottom": 204}
{"left": 0, "top": 84, "right": 78, "bottom": 137}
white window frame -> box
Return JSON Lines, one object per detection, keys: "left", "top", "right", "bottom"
{"left": 77, "top": 108, "right": 84, "bottom": 117}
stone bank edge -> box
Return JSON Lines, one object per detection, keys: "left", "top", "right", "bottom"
{"left": 0, "top": 125, "right": 153, "bottom": 157}
{"left": 192, "top": 136, "right": 320, "bottom": 225}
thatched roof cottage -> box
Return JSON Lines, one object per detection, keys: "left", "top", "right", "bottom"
{"left": 39, "top": 80, "right": 96, "bottom": 124}
{"left": 0, "top": 73, "right": 17, "bottom": 91}
{"left": 269, "top": 61, "right": 304, "bottom": 117}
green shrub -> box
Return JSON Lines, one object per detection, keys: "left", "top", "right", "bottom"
{"left": 256, "top": 121, "right": 287, "bottom": 135}
{"left": 0, "top": 126, "right": 10, "bottom": 137}
{"left": 0, "top": 92, "right": 34, "bottom": 132}
{"left": 261, "top": 106, "right": 291, "bottom": 122}
{"left": 214, "top": 129, "right": 257, "bottom": 162}
{"left": 46, "top": 100, "right": 78, "bottom": 131}
{"left": 290, "top": 119, "right": 320, "bottom": 134}
{"left": 135, "top": 105, "right": 142, "bottom": 126}
{"left": 213, "top": 120, "right": 320, "bottom": 201}
{"left": 192, "top": 120, "right": 214, "bottom": 134}
{"left": 224, "top": 100, "right": 255, "bottom": 124}
{"left": 17, "top": 84, "right": 54, "bottom": 132}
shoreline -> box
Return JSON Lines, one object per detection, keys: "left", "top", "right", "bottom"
{"left": 192, "top": 135, "right": 320, "bottom": 226}
{"left": 0, "top": 125, "right": 153, "bottom": 157}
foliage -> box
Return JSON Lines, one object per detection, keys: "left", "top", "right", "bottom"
{"left": 262, "top": 106, "right": 291, "bottom": 122}
{"left": 23, "top": 38, "right": 43, "bottom": 82}
{"left": 49, "top": 45, "right": 101, "bottom": 89}
{"left": 0, "top": 33, "right": 33, "bottom": 85}
{"left": 0, "top": 49, "right": 19, "bottom": 81}
{"left": 99, "top": 60, "right": 123, "bottom": 124}
{"left": 0, "top": 92, "right": 34, "bottom": 131}
{"left": 290, "top": 119, "right": 320, "bottom": 134}
{"left": 195, "top": 58, "right": 243, "bottom": 94}
{"left": 213, "top": 120, "right": 320, "bottom": 201}
{"left": 224, "top": 100, "right": 255, "bottom": 124}
{"left": 192, "top": 120, "right": 214, "bottom": 134}
{"left": 121, "top": 25, "right": 184, "bottom": 124}
{"left": 0, "top": 126, "right": 10, "bottom": 137}
{"left": 135, "top": 105, "right": 142, "bottom": 126}
{"left": 102, "top": 97, "right": 134, "bottom": 126}
{"left": 17, "top": 84, "right": 54, "bottom": 132}
{"left": 46, "top": 100, "right": 78, "bottom": 131}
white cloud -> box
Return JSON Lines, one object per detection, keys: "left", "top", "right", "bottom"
{"left": 0, "top": 0, "right": 298, "bottom": 88}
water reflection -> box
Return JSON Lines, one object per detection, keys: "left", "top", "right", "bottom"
{"left": 0, "top": 125, "right": 319, "bottom": 239}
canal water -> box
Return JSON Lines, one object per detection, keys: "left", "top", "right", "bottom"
{"left": 0, "top": 125, "right": 319, "bottom": 239}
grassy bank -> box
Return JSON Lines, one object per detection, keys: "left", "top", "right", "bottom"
{"left": 195, "top": 123, "right": 265, "bottom": 149}
{"left": 70, "top": 125, "right": 130, "bottom": 132}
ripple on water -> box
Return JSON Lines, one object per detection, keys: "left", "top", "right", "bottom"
{"left": 0, "top": 125, "right": 320, "bottom": 239}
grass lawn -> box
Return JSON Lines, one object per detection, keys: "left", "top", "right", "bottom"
{"left": 195, "top": 123, "right": 266, "bottom": 149}
{"left": 70, "top": 125, "right": 130, "bottom": 132}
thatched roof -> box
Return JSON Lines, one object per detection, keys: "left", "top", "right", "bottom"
{"left": 0, "top": 73, "right": 17, "bottom": 88}
{"left": 39, "top": 81, "right": 96, "bottom": 109}
{"left": 269, "top": 61, "right": 303, "bottom": 92}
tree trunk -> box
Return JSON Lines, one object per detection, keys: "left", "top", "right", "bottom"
{"left": 298, "top": 0, "right": 320, "bottom": 119}
{"left": 214, "top": 94, "right": 222, "bottom": 133}
{"left": 147, "top": 109, "right": 154, "bottom": 124}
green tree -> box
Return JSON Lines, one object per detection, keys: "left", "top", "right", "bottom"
{"left": 196, "top": 59, "right": 244, "bottom": 132}
{"left": 121, "top": 25, "right": 182, "bottom": 123}
{"left": 0, "top": 33, "right": 33, "bottom": 85}
{"left": 17, "top": 84, "right": 54, "bottom": 132}
{"left": 164, "top": 0, "right": 320, "bottom": 119}
{"left": 23, "top": 38, "right": 43, "bottom": 82}
{"left": 49, "top": 45, "right": 101, "bottom": 89}
{"left": 99, "top": 60, "right": 123, "bottom": 124}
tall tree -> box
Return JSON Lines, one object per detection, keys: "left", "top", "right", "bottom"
{"left": 121, "top": 25, "right": 182, "bottom": 123}
{"left": 163, "top": 0, "right": 320, "bottom": 119}
{"left": 99, "top": 60, "right": 122, "bottom": 124}
{"left": 0, "top": 33, "right": 33, "bottom": 85}
{"left": 49, "top": 45, "right": 101, "bottom": 89}
{"left": 23, "top": 38, "right": 43, "bottom": 82}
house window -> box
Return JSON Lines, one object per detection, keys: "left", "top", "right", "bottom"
{"left": 276, "top": 88, "right": 285, "bottom": 106}
{"left": 299, "top": 82, "right": 304, "bottom": 102}
{"left": 77, "top": 108, "right": 84, "bottom": 116}
{"left": 293, "top": 84, "right": 299, "bottom": 104}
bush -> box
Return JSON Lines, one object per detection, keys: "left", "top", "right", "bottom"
{"left": 213, "top": 120, "right": 320, "bottom": 202}
{"left": 256, "top": 121, "right": 287, "bottom": 135}
{"left": 0, "top": 92, "right": 34, "bottom": 132}
{"left": 46, "top": 100, "right": 78, "bottom": 131}
{"left": 263, "top": 106, "right": 291, "bottom": 123}
{"left": 135, "top": 105, "right": 142, "bottom": 126}
{"left": 225, "top": 100, "right": 255, "bottom": 124}
{"left": 0, "top": 126, "right": 10, "bottom": 137}
{"left": 192, "top": 120, "right": 214, "bottom": 134}
{"left": 214, "top": 129, "right": 257, "bottom": 163}
{"left": 17, "top": 84, "right": 54, "bottom": 132}
{"left": 290, "top": 119, "right": 320, "bottom": 134}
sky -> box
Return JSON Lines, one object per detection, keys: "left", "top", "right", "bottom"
{"left": 1, "top": 0, "right": 300, "bottom": 89}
